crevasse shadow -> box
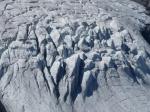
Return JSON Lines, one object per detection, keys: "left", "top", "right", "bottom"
{"left": 141, "top": 24, "right": 150, "bottom": 45}
{"left": 0, "top": 101, "right": 7, "bottom": 112}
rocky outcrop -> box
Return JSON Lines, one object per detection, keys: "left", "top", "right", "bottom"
{"left": 0, "top": 0, "right": 150, "bottom": 112}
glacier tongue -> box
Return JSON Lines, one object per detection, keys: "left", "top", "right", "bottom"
{"left": 0, "top": 0, "right": 150, "bottom": 112}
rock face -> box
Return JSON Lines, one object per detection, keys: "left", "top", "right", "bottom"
{"left": 0, "top": 0, "right": 150, "bottom": 112}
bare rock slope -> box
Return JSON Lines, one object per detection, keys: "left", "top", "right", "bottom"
{"left": 0, "top": 0, "right": 150, "bottom": 112}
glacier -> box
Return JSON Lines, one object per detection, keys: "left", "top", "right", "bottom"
{"left": 0, "top": 0, "right": 150, "bottom": 112}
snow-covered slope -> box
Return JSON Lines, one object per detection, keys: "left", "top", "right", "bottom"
{"left": 132, "top": 0, "right": 150, "bottom": 11}
{"left": 0, "top": 0, "right": 150, "bottom": 112}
